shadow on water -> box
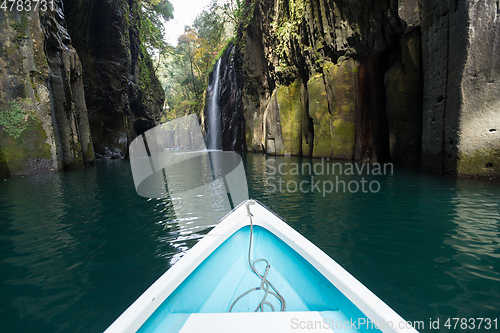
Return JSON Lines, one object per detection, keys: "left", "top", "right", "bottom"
{"left": 0, "top": 156, "right": 499, "bottom": 332}
{"left": 0, "top": 160, "right": 198, "bottom": 332}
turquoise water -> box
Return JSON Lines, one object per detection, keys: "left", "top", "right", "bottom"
{"left": 1, "top": 155, "right": 499, "bottom": 332}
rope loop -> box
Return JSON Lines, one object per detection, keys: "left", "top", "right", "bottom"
{"left": 228, "top": 201, "right": 286, "bottom": 313}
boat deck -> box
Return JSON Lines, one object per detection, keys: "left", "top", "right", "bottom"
{"left": 161, "top": 311, "right": 358, "bottom": 332}
{"left": 137, "top": 226, "right": 379, "bottom": 333}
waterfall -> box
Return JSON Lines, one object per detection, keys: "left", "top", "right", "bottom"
{"left": 204, "top": 43, "right": 245, "bottom": 152}
{"left": 207, "top": 58, "right": 222, "bottom": 150}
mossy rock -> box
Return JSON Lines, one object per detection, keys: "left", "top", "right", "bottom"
{"left": 0, "top": 147, "right": 9, "bottom": 177}
{"left": 245, "top": 124, "right": 254, "bottom": 151}
{"left": 457, "top": 147, "right": 500, "bottom": 177}
{"left": 276, "top": 79, "right": 304, "bottom": 155}
{"left": 0, "top": 102, "right": 54, "bottom": 174}
{"left": 307, "top": 73, "right": 332, "bottom": 158}
{"left": 323, "top": 60, "right": 358, "bottom": 159}
{"left": 331, "top": 119, "right": 355, "bottom": 156}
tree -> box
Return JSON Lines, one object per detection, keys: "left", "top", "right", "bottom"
{"left": 155, "top": 0, "right": 231, "bottom": 120}
{"left": 219, "top": 0, "right": 256, "bottom": 28}
{"left": 138, "top": 0, "right": 174, "bottom": 56}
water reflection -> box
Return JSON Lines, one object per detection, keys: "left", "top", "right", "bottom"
{"left": 1, "top": 171, "right": 83, "bottom": 326}
{"left": 0, "top": 156, "right": 499, "bottom": 332}
{"left": 431, "top": 181, "right": 500, "bottom": 321}
{"left": 244, "top": 154, "right": 500, "bottom": 332}
{"left": 130, "top": 115, "right": 249, "bottom": 236}
{"left": 0, "top": 161, "right": 177, "bottom": 332}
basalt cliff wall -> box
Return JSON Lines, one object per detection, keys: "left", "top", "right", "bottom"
{"left": 62, "top": 0, "right": 164, "bottom": 159}
{"left": 229, "top": 0, "right": 500, "bottom": 177}
{"left": 0, "top": 0, "right": 163, "bottom": 176}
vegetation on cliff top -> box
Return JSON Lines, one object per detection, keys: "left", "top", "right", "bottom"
{"left": 140, "top": 0, "right": 258, "bottom": 121}
{"left": 138, "top": 0, "right": 174, "bottom": 55}
{"left": 156, "top": 0, "right": 231, "bottom": 121}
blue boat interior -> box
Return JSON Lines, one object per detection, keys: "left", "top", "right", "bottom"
{"left": 138, "top": 225, "right": 383, "bottom": 332}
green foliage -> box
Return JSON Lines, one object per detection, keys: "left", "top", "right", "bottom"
{"left": 138, "top": 0, "right": 173, "bottom": 56}
{"left": 10, "top": 20, "right": 28, "bottom": 45}
{"left": 149, "top": 0, "right": 174, "bottom": 19}
{"left": 271, "top": 0, "right": 306, "bottom": 68}
{"left": 193, "top": 2, "right": 225, "bottom": 45}
{"left": 0, "top": 101, "right": 29, "bottom": 140}
{"left": 208, "top": 37, "right": 236, "bottom": 75}
{"left": 156, "top": 0, "right": 228, "bottom": 120}
{"left": 139, "top": 55, "right": 152, "bottom": 90}
{"left": 220, "top": 0, "right": 258, "bottom": 30}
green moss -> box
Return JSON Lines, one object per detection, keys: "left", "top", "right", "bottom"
{"left": 0, "top": 99, "right": 53, "bottom": 174}
{"left": 245, "top": 124, "right": 253, "bottom": 151}
{"left": 457, "top": 147, "right": 500, "bottom": 177}
{"left": 29, "top": 77, "right": 41, "bottom": 102}
{"left": 84, "top": 142, "right": 95, "bottom": 162}
{"left": 10, "top": 15, "right": 29, "bottom": 46}
{"left": 0, "top": 101, "right": 29, "bottom": 139}
{"left": 0, "top": 147, "right": 9, "bottom": 177}
{"left": 139, "top": 53, "right": 152, "bottom": 90}
{"left": 276, "top": 79, "right": 303, "bottom": 155}
{"left": 323, "top": 60, "right": 359, "bottom": 159}
{"left": 331, "top": 119, "right": 355, "bottom": 156}
{"left": 301, "top": 139, "right": 311, "bottom": 157}
{"left": 271, "top": 0, "right": 307, "bottom": 67}
{"left": 212, "top": 38, "right": 236, "bottom": 69}
{"left": 307, "top": 73, "right": 332, "bottom": 158}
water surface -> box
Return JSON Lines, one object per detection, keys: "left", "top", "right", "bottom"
{"left": 0, "top": 155, "right": 499, "bottom": 332}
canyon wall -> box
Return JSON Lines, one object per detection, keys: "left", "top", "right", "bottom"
{"left": 62, "top": 0, "right": 164, "bottom": 159}
{"left": 231, "top": 0, "right": 499, "bottom": 177}
{"left": 0, "top": 0, "right": 164, "bottom": 176}
{"left": 0, "top": 1, "right": 94, "bottom": 176}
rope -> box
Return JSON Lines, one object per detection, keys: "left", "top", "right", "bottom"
{"left": 228, "top": 201, "right": 286, "bottom": 312}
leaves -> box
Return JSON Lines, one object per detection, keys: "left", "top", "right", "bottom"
{"left": 138, "top": 0, "right": 173, "bottom": 56}
{"left": 0, "top": 101, "right": 29, "bottom": 140}
{"left": 156, "top": 0, "right": 228, "bottom": 121}
{"left": 219, "top": 0, "right": 257, "bottom": 29}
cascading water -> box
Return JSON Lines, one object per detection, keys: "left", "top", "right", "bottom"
{"left": 207, "top": 58, "right": 222, "bottom": 150}
{"left": 204, "top": 43, "right": 245, "bottom": 152}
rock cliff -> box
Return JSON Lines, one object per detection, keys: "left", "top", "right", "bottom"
{"left": 0, "top": 0, "right": 164, "bottom": 176}
{"left": 228, "top": 0, "right": 499, "bottom": 177}
{"left": 62, "top": 0, "right": 164, "bottom": 159}
{"left": 0, "top": 1, "right": 94, "bottom": 176}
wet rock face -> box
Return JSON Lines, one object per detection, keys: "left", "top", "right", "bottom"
{"left": 237, "top": 0, "right": 401, "bottom": 162}
{"left": 385, "top": 29, "right": 422, "bottom": 167}
{"left": 233, "top": 0, "right": 500, "bottom": 177}
{"left": 0, "top": 0, "right": 164, "bottom": 175}
{"left": 455, "top": 1, "right": 500, "bottom": 176}
{"left": 40, "top": 0, "right": 95, "bottom": 169}
{"left": 0, "top": 4, "right": 90, "bottom": 176}
{"left": 62, "top": 0, "right": 164, "bottom": 159}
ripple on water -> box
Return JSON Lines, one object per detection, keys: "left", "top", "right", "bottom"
{"left": 1, "top": 158, "right": 500, "bottom": 332}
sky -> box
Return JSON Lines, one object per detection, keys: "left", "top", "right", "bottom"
{"left": 163, "top": 0, "right": 214, "bottom": 46}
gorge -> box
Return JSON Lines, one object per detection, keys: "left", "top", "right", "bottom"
{"left": 1, "top": 0, "right": 499, "bottom": 178}
{"left": 1, "top": 2, "right": 500, "bottom": 330}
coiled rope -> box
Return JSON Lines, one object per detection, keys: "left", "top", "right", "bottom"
{"left": 228, "top": 201, "right": 286, "bottom": 312}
